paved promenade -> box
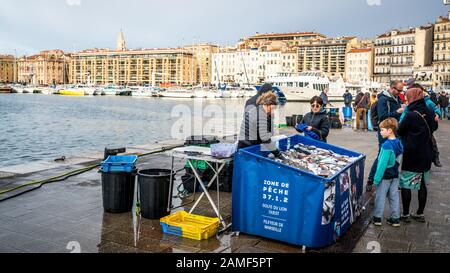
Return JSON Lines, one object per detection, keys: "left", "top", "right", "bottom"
{"left": 0, "top": 122, "right": 448, "bottom": 253}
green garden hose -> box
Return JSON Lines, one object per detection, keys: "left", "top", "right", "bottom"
{"left": 0, "top": 144, "right": 184, "bottom": 202}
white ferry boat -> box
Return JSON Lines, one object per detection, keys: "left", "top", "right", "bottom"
{"left": 266, "top": 71, "right": 346, "bottom": 102}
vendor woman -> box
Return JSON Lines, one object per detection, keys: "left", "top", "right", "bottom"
{"left": 296, "top": 96, "right": 331, "bottom": 143}
{"left": 238, "top": 91, "right": 280, "bottom": 151}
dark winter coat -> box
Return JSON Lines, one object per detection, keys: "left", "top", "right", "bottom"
{"left": 377, "top": 90, "right": 402, "bottom": 123}
{"left": 398, "top": 99, "right": 438, "bottom": 173}
{"left": 438, "top": 94, "right": 449, "bottom": 108}
{"left": 343, "top": 92, "right": 353, "bottom": 105}
{"left": 300, "top": 109, "right": 331, "bottom": 143}
{"left": 429, "top": 92, "right": 438, "bottom": 105}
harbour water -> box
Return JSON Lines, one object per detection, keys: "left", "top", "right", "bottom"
{"left": 0, "top": 94, "right": 343, "bottom": 167}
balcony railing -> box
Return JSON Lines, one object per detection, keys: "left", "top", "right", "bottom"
{"left": 391, "top": 62, "right": 414, "bottom": 66}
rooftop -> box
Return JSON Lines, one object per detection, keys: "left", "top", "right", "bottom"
{"left": 348, "top": 48, "right": 372, "bottom": 54}
{"left": 436, "top": 16, "right": 450, "bottom": 24}
{"left": 75, "top": 47, "right": 193, "bottom": 56}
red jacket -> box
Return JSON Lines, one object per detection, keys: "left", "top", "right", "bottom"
{"left": 398, "top": 92, "right": 406, "bottom": 104}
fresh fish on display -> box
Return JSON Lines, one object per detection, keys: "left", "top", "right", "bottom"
{"left": 267, "top": 144, "right": 359, "bottom": 178}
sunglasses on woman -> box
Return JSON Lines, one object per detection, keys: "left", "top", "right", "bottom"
{"left": 311, "top": 104, "right": 322, "bottom": 109}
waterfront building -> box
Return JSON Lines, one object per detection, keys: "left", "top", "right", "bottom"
{"left": 280, "top": 51, "right": 298, "bottom": 73}
{"left": 345, "top": 48, "right": 374, "bottom": 83}
{"left": 212, "top": 48, "right": 262, "bottom": 85}
{"left": 183, "top": 44, "right": 219, "bottom": 85}
{"left": 70, "top": 48, "right": 197, "bottom": 86}
{"left": 297, "top": 37, "right": 358, "bottom": 78}
{"left": 374, "top": 26, "right": 434, "bottom": 84}
{"left": 17, "top": 50, "right": 70, "bottom": 85}
{"left": 69, "top": 32, "right": 196, "bottom": 86}
{"left": 211, "top": 47, "right": 283, "bottom": 86}
{"left": 373, "top": 32, "right": 392, "bottom": 84}
{"left": 433, "top": 16, "right": 450, "bottom": 89}
{"left": 0, "top": 54, "right": 17, "bottom": 83}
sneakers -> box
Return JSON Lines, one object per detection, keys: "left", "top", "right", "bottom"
{"left": 411, "top": 213, "right": 426, "bottom": 223}
{"left": 373, "top": 217, "right": 402, "bottom": 227}
{"left": 372, "top": 217, "right": 382, "bottom": 226}
{"left": 387, "top": 218, "right": 401, "bottom": 227}
{"left": 400, "top": 214, "right": 411, "bottom": 223}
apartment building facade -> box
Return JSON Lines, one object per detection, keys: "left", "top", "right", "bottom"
{"left": 345, "top": 48, "right": 374, "bottom": 83}
{"left": 297, "top": 37, "right": 358, "bottom": 78}
{"left": 69, "top": 48, "right": 196, "bottom": 86}
{"left": 183, "top": 44, "right": 219, "bottom": 85}
{"left": 433, "top": 16, "right": 450, "bottom": 88}
{"left": 17, "top": 50, "right": 70, "bottom": 85}
{"left": 0, "top": 54, "right": 17, "bottom": 83}
{"left": 374, "top": 26, "right": 434, "bottom": 85}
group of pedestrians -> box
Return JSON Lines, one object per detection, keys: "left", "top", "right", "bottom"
{"left": 369, "top": 80, "right": 440, "bottom": 227}
{"left": 237, "top": 81, "right": 443, "bottom": 228}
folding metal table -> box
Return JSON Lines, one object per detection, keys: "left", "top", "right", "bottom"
{"left": 166, "top": 147, "right": 233, "bottom": 231}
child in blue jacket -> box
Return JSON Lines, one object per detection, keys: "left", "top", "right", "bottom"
{"left": 373, "top": 118, "right": 404, "bottom": 227}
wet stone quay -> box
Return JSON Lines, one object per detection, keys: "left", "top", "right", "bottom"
{"left": 0, "top": 123, "right": 449, "bottom": 253}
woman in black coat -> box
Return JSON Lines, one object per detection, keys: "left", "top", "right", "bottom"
{"left": 296, "top": 96, "right": 331, "bottom": 143}
{"left": 398, "top": 87, "right": 438, "bottom": 223}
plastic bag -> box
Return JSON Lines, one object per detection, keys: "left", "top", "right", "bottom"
{"left": 211, "top": 143, "right": 237, "bottom": 159}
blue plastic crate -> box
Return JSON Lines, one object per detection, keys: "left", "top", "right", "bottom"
{"left": 101, "top": 155, "right": 138, "bottom": 173}
{"left": 232, "top": 134, "right": 366, "bottom": 248}
{"left": 161, "top": 222, "right": 183, "bottom": 237}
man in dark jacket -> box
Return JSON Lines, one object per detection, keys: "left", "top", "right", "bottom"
{"left": 429, "top": 89, "right": 438, "bottom": 105}
{"left": 343, "top": 90, "right": 353, "bottom": 108}
{"left": 366, "top": 80, "right": 404, "bottom": 192}
{"left": 320, "top": 88, "right": 330, "bottom": 108}
{"left": 437, "top": 91, "right": 449, "bottom": 119}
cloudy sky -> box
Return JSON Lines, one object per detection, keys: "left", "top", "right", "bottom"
{"left": 0, "top": 0, "right": 448, "bottom": 56}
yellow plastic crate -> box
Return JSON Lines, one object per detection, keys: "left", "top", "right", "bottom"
{"left": 160, "top": 211, "right": 220, "bottom": 241}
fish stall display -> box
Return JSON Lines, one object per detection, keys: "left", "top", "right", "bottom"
{"left": 268, "top": 143, "right": 359, "bottom": 178}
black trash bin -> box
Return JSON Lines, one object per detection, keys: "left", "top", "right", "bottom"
{"left": 286, "top": 116, "right": 294, "bottom": 127}
{"left": 138, "top": 169, "right": 174, "bottom": 220}
{"left": 101, "top": 172, "right": 135, "bottom": 213}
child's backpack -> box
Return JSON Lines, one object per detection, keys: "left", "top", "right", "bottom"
{"left": 370, "top": 100, "right": 390, "bottom": 131}
{"left": 370, "top": 101, "right": 379, "bottom": 131}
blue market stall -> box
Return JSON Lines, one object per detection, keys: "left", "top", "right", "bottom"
{"left": 232, "top": 135, "right": 366, "bottom": 248}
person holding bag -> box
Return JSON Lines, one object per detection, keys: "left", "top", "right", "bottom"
{"left": 397, "top": 88, "right": 438, "bottom": 223}
{"left": 354, "top": 91, "right": 370, "bottom": 130}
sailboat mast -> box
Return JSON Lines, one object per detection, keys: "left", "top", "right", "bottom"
{"left": 240, "top": 49, "right": 250, "bottom": 87}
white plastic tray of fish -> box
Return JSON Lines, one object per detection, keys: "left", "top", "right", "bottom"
{"left": 267, "top": 143, "right": 359, "bottom": 178}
